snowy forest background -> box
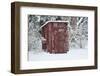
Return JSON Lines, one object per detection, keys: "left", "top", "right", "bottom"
{"left": 28, "top": 15, "right": 88, "bottom": 52}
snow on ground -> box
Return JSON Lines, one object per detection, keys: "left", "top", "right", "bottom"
{"left": 28, "top": 48, "right": 88, "bottom": 61}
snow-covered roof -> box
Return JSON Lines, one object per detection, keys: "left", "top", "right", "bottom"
{"left": 39, "top": 21, "right": 69, "bottom": 30}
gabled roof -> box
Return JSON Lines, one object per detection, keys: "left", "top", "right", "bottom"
{"left": 39, "top": 21, "right": 69, "bottom": 30}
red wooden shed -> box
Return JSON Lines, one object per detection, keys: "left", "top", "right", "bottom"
{"left": 40, "top": 21, "right": 69, "bottom": 54}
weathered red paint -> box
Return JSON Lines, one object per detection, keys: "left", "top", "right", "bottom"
{"left": 42, "top": 21, "right": 69, "bottom": 54}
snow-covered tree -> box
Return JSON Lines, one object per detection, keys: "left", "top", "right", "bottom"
{"left": 28, "top": 15, "right": 42, "bottom": 52}
{"left": 68, "top": 17, "right": 88, "bottom": 48}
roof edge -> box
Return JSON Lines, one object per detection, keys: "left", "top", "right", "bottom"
{"left": 39, "top": 20, "right": 69, "bottom": 30}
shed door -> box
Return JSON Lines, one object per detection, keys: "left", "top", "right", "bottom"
{"left": 54, "top": 23, "right": 68, "bottom": 53}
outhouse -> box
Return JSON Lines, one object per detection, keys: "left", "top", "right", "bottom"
{"left": 40, "top": 21, "right": 69, "bottom": 54}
